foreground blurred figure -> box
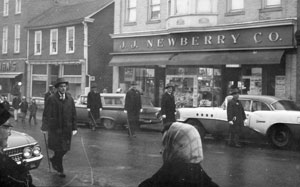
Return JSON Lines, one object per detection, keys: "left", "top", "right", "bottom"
{"left": 139, "top": 122, "right": 219, "bottom": 187}
{"left": 0, "top": 103, "right": 35, "bottom": 187}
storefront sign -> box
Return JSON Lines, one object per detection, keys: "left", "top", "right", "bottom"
{"left": 275, "top": 76, "right": 286, "bottom": 99}
{"left": 114, "top": 25, "right": 294, "bottom": 53}
{"left": 0, "top": 61, "right": 17, "bottom": 72}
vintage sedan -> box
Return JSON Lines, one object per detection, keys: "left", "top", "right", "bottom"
{"left": 176, "top": 95, "right": 300, "bottom": 149}
{"left": 4, "top": 129, "right": 43, "bottom": 170}
{"left": 76, "top": 93, "right": 162, "bottom": 129}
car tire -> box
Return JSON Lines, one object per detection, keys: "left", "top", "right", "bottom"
{"left": 186, "top": 119, "right": 206, "bottom": 140}
{"left": 103, "top": 119, "right": 115, "bottom": 130}
{"left": 269, "top": 125, "right": 292, "bottom": 149}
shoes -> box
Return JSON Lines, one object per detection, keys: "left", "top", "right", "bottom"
{"left": 50, "top": 158, "right": 60, "bottom": 172}
{"left": 57, "top": 172, "right": 66, "bottom": 178}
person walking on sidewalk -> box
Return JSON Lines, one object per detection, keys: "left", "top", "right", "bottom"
{"left": 20, "top": 96, "right": 28, "bottom": 124}
{"left": 28, "top": 98, "right": 38, "bottom": 125}
{"left": 161, "top": 83, "right": 176, "bottom": 125}
{"left": 87, "top": 83, "right": 102, "bottom": 131}
{"left": 124, "top": 81, "right": 142, "bottom": 137}
{"left": 41, "top": 77, "right": 77, "bottom": 178}
{"left": 12, "top": 95, "right": 21, "bottom": 122}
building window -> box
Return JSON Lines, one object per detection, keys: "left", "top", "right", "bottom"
{"left": 196, "top": 0, "right": 212, "bottom": 13}
{"left": 14, "top": 24, "right": 20, "bottom": 53}
{"left": 228, "top": 0, "right": 244, "bottom": 12}
{"left": 3, "top": 0, "right": 9, "bottom": 16}
{"left": 265, "top": 0, "right": 281, "bottom": 7}
{"left": 34, "top": 31, "right": 42, "bottom": 55}
{"left": 64, "top": 64, "right": 81, "bottom": 75}
{"left": 149, "top": 0, "right": 160, "bottom": 20}
{"left": 175, "top": 0, "right": 189, "bottom": 15}
{"left": 66, "top": 27, "right": 75, "bottom": 53}
{"left": 50, "top": 29, "right": 58, "bottom": 55}
{"left": 2, "top": 26, "right": 8, "bottom": 54}
{"left": 15, "top": 0, "right": 21, "bottom": 14}
{"left": 126, "top": 0, "right": 137, "bottom": 23}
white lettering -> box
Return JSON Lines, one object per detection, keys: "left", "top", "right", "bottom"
{"left": 217, "top": 35, "right": 225, "bottom": 44}
{"left": 180, "top": 37, "right": 188, "bottom": 46}
{"left": 192, "top": 37, "right": 200, "bottom": 46}
{"left": 205, "top": 36, "right": 212, "bottom": 45}
{"left": 254, "top": 32, "right": 262, "bottom": 43}
{"left": 269, "top": 32, "right": 280, "bottom": 42}
{"left": 130, "top": 40, "right": 138, "bottom": 49}
{"left": 120, "top": 41, "right": 125, "bottom": 49}
{"left": 157, "top": 39, "right": 164, "bottom": 47}
{"left": 168, "top": 38, "right": 176, "bottom": 46}
{"left": 231, "top": 34, "right": 240, "bottom": 44}
{"left": 147, "top": 40, "right": 153, "bottom": 48}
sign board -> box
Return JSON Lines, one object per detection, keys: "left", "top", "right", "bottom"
{"left": 275, "top": 76, "right": 285, "bottom": 98}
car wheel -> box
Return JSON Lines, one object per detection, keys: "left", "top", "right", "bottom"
{"left": 103, "top": 119, "right": 115, "bottom": 130}
{"left": 269, "top": 125, "right": 292, "bottom": 149}
{"left": 186, "top": 119, "right": 206, "bottom": 139}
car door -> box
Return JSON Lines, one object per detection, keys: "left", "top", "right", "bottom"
{"left": 75, "top": 96, "right": 89, "bottom": 123}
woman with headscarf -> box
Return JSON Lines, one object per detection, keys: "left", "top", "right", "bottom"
{"left": 139, "top": 122, "right": 219, "bottom": 187}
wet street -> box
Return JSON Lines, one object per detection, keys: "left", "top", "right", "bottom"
{"left": 11, "top": 114, "right": 300, "bottom": 187}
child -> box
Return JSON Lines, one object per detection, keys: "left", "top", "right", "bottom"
{"left": 28, "top": 98, "right": 38, "bottom": 125}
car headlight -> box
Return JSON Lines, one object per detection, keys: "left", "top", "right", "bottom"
{"left": 23, "top": 147, "right": 32, "bottom": 159}
{"left": 32, "top": 146, "right": 41, "bottom": 156}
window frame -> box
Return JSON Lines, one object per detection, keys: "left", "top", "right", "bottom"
{"left": 15, "top": 0, "right": 21, "bottom": 14}
{"left": 196, "top": 0, "right": 212, "bottom": 13}
{"left": 14, "top": 24, "right": 20, "bottom": 53}
{"left": 228, "top": 0, "right": 244, "bottom": 12}
{"left": 34, "top": 31, "right": 42, "bottom": 55}
{"left": 50, "top": 29, "right": 58, "bottom": 55}
{"left": 2, "top": 26, "right": 8, "bottom": 54}
{"left": 126, "top": 0, "right": 137, "bottom": 23}
{"left": 149, "top": 0, "right": 161, "bottom": 21}
{"left": 3, "top": 0, "right": 9, "bottom": 16}
{"left": 66, "top": 26, "right": 75, "bottom": 54}
{"left": 264, "top": 0, "right": 281, "bottom": 8}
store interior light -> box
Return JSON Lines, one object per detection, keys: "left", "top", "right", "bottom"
{"left": 17, "top": 82, "right": 22, "bottom": 86}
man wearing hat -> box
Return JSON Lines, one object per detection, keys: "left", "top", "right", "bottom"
{"left": 44, "top": 84, "right": 55, "bottom": 105}
{"left": 161, "top": 83, "right": 176, "bottom": 125}
{"left": 227, "top": 88, "right": 246, "bottom": 147}
{"left": 41, "top": 77, "right": 77, "bottom": 177}
{"left": 87, "top": 83, "right": 102, "bottom": 131}
{"left": 0, "top": 103, "right": 35, "bottom": 187}
{"left": 124, "top": 81, "right": 142, "bottom": 137}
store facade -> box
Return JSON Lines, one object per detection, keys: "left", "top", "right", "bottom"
{"left": 110, "top": 22, "right": 296, "bottom": 107}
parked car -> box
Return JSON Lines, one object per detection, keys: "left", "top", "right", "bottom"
{"left": 176, "top": 95, "right": 300, "bottom": 149}
{"left": 76, "top": 93, "right": 162, "bottom": 129}
{"left": 4, "top": 129, "right": 43, "bottom": 170}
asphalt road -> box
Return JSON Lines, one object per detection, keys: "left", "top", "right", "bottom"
{"left": 10, "top": 112, "right": 300, "bottom": 187}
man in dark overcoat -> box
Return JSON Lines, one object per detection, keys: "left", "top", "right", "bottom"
{"left": 41, "top": 78, "right": 77, "bottom": 177}
{"left": 227, "top": 88, "right": 246, "bottom": 147}
{"left": 87, "top": 83, "right": 102, "bottom": 131}
{"left": 124, "top": 81, "right": 142, "bottom": 137}
{"left": 12, "top": 95, "right": 21, "bottom": 121}
{"left": 44, "top": 84, "right": 55, "bottom": 105}
{"left": 161, "top": 83, "right": 176, "bottom": 125}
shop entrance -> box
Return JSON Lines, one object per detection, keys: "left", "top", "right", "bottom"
{"left": 223, "top": 67, "right": 242, "bottom": 96}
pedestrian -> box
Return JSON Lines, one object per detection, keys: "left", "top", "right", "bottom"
{"left": 161, "top": 83, "right": 176, "bottom": 125}
{"left": 41, "top": 77, "right": 77, "bottom": 178}
{"left": 102, "top": 88, "right": 108, "bottom": 93}
{"left": 28, "top": 98, "right": 38, "bottom": 125}
{"left": 19, "top": 96, "right": 29, "bottom": 124}
{"left": 227, "top": 88, "right": 246, "bottom": 148}
{"left": 124, "top": 81, "right": 142, "bottom": 137}
{"left": 2, "top": 96, "right": 10, "bottom": 112}
{"left": 87, "top": 83, "right": 102, "bottom": 131}
{"left": 12, "top": 95, "right": 21, "bottom": 121}
{"left": 139, "top": 122, "right": 219, "bottom": 187}
{"left": 44, "top": 84, "right": 55, "bottom": 105}
{"left": 0, "top": 103, "right": 36, "bottom": 187}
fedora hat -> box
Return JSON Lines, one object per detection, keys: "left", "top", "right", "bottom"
{"left": 165, "top": 83, "right": 174, "bottom": 89}
{"left": 54, "top": 77, "right": 69, "bottom": 88}
{"left": 230, "top": 88, "right": 240, "bottom": 95}
{"left": 0, "top": 103, "right": 12, "bottom": 127}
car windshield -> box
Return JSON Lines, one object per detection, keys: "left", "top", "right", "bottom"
{"left": 271, "top": 100, "right": 300, "bottom": 111}
{"left": 142, "top": 96, "right": 154, "bottom": 107}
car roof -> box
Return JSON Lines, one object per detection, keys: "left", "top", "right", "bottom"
{"left": 226, "top": 95, "right": 290, "bottom": 105}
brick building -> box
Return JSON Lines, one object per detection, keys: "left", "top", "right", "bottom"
{"left": 110, "top": 0, "right": 299, "bottom": 107}
{"left": 26, "top": 0, "right": 114, "bottom": 99}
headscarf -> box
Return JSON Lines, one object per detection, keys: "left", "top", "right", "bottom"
{"left": 162, "top": 122, "right": 203, "bottom": 164}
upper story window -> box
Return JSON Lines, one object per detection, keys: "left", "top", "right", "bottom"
{"left": 172, "top": 0, "right": 213, "bottom": 15}
{"left": 228, "top": 0, "right": 244, "bottom": 12}
{"left": 3, "top": 0, "right": 9, "bottom": 16}
{"left": 149, "top": 0, "right": 160, "bottom": 20}
{"left": 175, "top": 0, "right": 189, "bottom": 15}
{"left": 126, "top": 0, "right": 137, "bottom": 23}
{"left": 265, "top": 0, "right": 281, "bottom": 7}
{"left": 14, "top": 24, "right": 20, "bottom": 53}
{"left": 15, "top": 0, "right": 21, "bottom": 14}
{"left": 50, "top": 29, "right": 58, "bottom": 55}
{"left": 197, "top": 0, "right": 212, "bottom": 13}
{"left": 34, "top": 31, "right": 42, "bottom": 55}
{"left": 2, "top": 26, "right": 8, "bottom": 54}
{"left": 66, "top": 27, "right": 75, "bottom": 53}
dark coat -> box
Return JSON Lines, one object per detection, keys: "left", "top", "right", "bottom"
{"left": 0, "top": 152, "right": 35, "bottom": 187}
{"left": 2, "top": 100, "right": 10, "bottom": 111}
{"left": 161, "top": 92, "right": 176, "bottom": 124}
{"left": 139, "top": 162, "right": 219, "bottom": 187}
{"left": 29, "top": 103, "right": 38, "bottom": 115}
{"left": 12, "top": 97, "right": 21, "bottom": 109}
{"left": 87, "top": 91, "right": 102, "bottom": 120}
{"left": 44, "top": 91, "right": 52, "bottom": 104}
{"left": 125, "top": 88, "right": 142, "bottom": 115}
{"left": 41, "top": 92, "right": 77, "bottom": 152}
{"left": 227, "top": 98, "right": 246, "bottom": 125}
{"left": 20, "top": 101, "right": 28, "bottom": 113}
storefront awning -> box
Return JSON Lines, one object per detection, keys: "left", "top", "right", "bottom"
{"left": 0, "top": 72, "right": 23, "bottom": 78}
{"left": 110, "top": 50, "right": 284, "bottom": 66}
{"left": 109, "top": 54, "right": 171, "bottom": 66}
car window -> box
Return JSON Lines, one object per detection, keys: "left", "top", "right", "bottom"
{"left": 103, "top": 97, "right": 124, "bottom": 107}
{"left": 271, "top": 100, "right": 300, "bottom": 111}
{"left": 81, "top": 96, "right": 87, "bottom": 105}
{"left": 252, "top": 101, "right": 270, "bottom": 111}
{"left": 240, "top": 100, "right": 251, "bottom": 112}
